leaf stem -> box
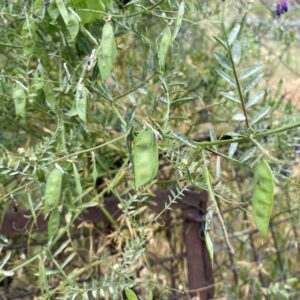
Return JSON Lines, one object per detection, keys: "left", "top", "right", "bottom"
{"left": 226, "top": 39, "right": 250, "bottom": 130}
{"left": 45, "top": 133, "right": 127, "bottom": 165}
{"left": 201, "top": 149, "right": 235, "bottom": 255}
{"left": 194, "top": 120, "right": 300, "bottom": 147}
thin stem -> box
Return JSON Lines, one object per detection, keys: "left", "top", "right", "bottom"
{"left": 45, "top": 133, "right": 127, "bottom": 166}
{"left": 0, "top": 180, "right": 36, "bottom": 203}
{"left": 79, "top": 0, "right": 166, "bottom": 19}
{"left": 194, "top": 119, "right": 300, "bottom": 147}
{"left": 201, "top": 149, "right": 235, "bottom": 255}
{"left": 226, "top": 40, "right": 250, "bottom": 130}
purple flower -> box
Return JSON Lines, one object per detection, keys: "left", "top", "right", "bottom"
{"left": 276, "top": 0, "right": 289, "bottom": 17}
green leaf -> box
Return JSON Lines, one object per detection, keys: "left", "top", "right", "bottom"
{"left": 240, "top": 64, "right": 264, "bottom": 81}
{"left": 73, "top": 0, "right": 105, "bottom": 24}
{"left": 92, "top": 152, "right": 98, "bottom": 185}
{"left": 47, "top": 0, "right": 60, "bottom": 21}
{"left": 228, "top": 24, "right": 241, "bottom": 46}
{"left": 27, "top": 193, "right": 38, "bottom": 227}
{"left": 251, "top": 106, "right": 271, "bottom": 125}
{"left": 45, "top": 168, "right": 63, "bottom": 213}
{"left": 39, "top": 254, "right": 48, "bottom": 294}
{"left": 68, "top": 11, "right": 80, "bottom": 41}
{"left": 75, "top": 85, "right": 88, "bottom": 123}
{"left": 43, "top": 83, "right": 56, "bottom": 109}
{"left": 231, "top": 41, "right": 241, "bottom": 65}
{"left": 243, "top": 73, "right": 264, "bottom": 94}
{"left": 216, "top": 70, "right": 236, "bottom": 87}
{"left": 55, "top": 0, "right": 70, "bottom": 25}
{"left": 205, "top": 232, "right": 214, "bottom": 263}
{"left": 125, "top": 288, "right": 138, "bottom": 300}
{"left": 158, "top": 26, "right": 172, "bottom": 70}
{"left": 13, "top": 86, "right": 26, "bottom": 119}
{"left": 48, "top": 209, "right": 60, "bottom": 239}
{"left": 133, "top": 129, "right": 158, "bottom": 188}
{"left": 32, "top": 63, "right": 44, "bottom": 91}
{"left": 22, "top": 19, "right": 37, "bottom": 56}
{"left": 173, "top": 2, "right": 184, "bottom": 41}
{"left": 228, "top": 142, "right": 238, "bottom": 158}
{"left": 214, "top": 52, "right": 231, "bottom": 70}
{"left": 232, "top": 113, "right": 245, "bottom": 121}
{"left": 34, "top": 0, "right": 44, "bottom": 11}
{"left": 220, "top": 91, "right": 240, "bottom": 103}
{"left": 170, "top": 131, "right": 198, "bottom": 148}
{"left": 213, "top": 35, "right": 227, "bottom": 50}
{"left": 97, "top": 22, "right": 117, "bottom": 80}
{"left": 246, "top": 91, "right": 265, "bottom": 108}
{"left": 240, "top": 147, "right": 256, "bottom": 162}
{"left": 72, "top": 164, "right": 83, "bottom": 197}
{"left": 252, "top": 160, "right": 275, "bottom": 239}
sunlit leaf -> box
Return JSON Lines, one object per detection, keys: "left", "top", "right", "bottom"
{"left": 232, "top": 113, "right": 246, "bottom": 121}
{"left": 228, "top": 24, "right": 241, "bottom": 46}
{"left": 221, "top": 91, "right": 240, "bottom": 103}
{"left": 125, "top": 288, "right": 138, "bottom": 300}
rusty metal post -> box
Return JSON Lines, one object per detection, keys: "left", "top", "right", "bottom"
{"left": 182, "top": 192, "right": 214, "bottom": 300}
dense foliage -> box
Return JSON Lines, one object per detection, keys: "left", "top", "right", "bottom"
{"left": 0, "top": 0, "right": 299, "bottom": 299}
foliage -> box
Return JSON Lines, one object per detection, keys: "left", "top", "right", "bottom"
{"left": 0, "top": 0, "right": 300, "bottom": 299}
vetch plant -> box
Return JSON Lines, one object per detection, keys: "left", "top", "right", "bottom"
{"left": 0, "top": 0, "right": 299, "bottom": 299}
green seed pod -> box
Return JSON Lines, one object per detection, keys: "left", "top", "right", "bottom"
{"left": 45, "top": 169, "right": 62, "bottom": 213}
{"left": 133, "top": 129, "right": 158, "bottom": 189}
{"left": 252, "top": 159, "right": 275, "bottom": 239}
